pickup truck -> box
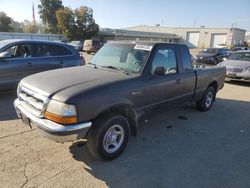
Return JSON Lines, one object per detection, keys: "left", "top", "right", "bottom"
{"left": 14, "top": 41, "right": 226, "bottom": 159}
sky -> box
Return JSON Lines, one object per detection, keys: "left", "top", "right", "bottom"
{"left": 1, "top": 0, "right": 250, "bottom": 31}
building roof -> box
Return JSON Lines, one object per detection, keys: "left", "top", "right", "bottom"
{"left": 99, "top": 28, "right": 180, "bottom": 39}
{"left": 126, "top": 25, "right": 246, "bottom": 32}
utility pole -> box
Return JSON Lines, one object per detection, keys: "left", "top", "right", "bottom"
{"left": 32, "top": 2, "right": 36, "bottom": 25}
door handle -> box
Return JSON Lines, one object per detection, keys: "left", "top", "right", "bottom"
{"left": 176, "top": 79, "right": 182, "bottom": 84}
{"left": 26, "top": 62, "right": 32, "bottom": 66}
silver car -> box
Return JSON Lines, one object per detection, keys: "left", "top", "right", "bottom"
{"left": 218, "top": 50, "right": 250, "bottom": 82}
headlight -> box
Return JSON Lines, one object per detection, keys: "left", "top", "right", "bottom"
{"left": 45, "top": 100, "right": 78, "bottom": 124}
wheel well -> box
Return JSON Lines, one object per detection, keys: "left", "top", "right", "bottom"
{"left": 96, "top": 105, "right": 138, "bottom": 137}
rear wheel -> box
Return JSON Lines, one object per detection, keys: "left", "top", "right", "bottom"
{"left": 86, "top": 113, "right": 130, "bottom": 160}
{"left": 196, "top": 86, "right": 215, "bottom": 111}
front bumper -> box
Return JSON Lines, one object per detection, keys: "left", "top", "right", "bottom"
{"left": 14, "top": 99, "right": 92, "bottom": 143}
{"left": 226, "top": 71, "right": 250, "bottom": 81}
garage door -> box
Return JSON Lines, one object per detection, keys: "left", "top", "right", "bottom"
{"left": 186, "top": 32, "right": 200, "bottom": 48}
{"left": 211, "top": 34, "right": 227, "bottom": 47}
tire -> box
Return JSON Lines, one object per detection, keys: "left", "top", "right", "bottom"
{"left": 196, "top": 86, "right": 215, "bottom": 112}
{"left": 86, "top": 113, "right": 130, "bottom": 160}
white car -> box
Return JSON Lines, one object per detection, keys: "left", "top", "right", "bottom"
{"left": 218, "top": 50, "right": 250, "bottom": 82}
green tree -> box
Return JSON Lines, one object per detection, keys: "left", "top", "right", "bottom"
{"left": 0, "top": 11, "right": 12, "bottom": 32}
{"left": 38, "top": 0, "right": 63, "bottom": 33}
{"left": 9, "top": 19, "right": 23, "bottom": 32}
{"left": 55, "top": 6, "right": 99, "bottom": 41}
{"left": 22, "top": 20, "right": 38, "bottom": 33}
{"left": 56, "top": 7, "right": 75, "bottom": 39}
{"left": 74, "top": 6, "right": 99, "bottom": 40}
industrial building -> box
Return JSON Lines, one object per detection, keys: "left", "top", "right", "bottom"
{"left": 125, "top": 25, "right": 246, "bottom": 48}
{"left": 96, "top": 28, "right": 180, "bottom": 43}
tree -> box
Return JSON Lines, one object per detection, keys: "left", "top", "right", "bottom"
{"left": 56, "top": 7, "right": 75, "bottom": 39}
{"left": 74, "top": 6, "right": 99, "bottom": 40}
{"left": 9, "top": 19, "right": 23, "bottom": 32}
{"left": 55, "top": 6, "right": 99, "bottom": 41}
{"left": 22, "top": 20, "right": 38, "bottom": 33}
{"left": 0, "top": 11, "right": 12, "bottom": 32}
{"left": 38, "top": 0, "right": 63, "bottom": 33}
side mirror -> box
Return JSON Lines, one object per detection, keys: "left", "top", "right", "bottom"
{"left": 0, "top": 52, "right": 11, "bottom": 59}
{"left": 154, "top": 66, "right": 165, "bottom": 75}
{"left": 0, "top": 56, "right": 5, "bottom": 61}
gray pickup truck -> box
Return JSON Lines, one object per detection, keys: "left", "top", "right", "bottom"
{"left": 14, "top": 41, "right": 226, "bottom": 159}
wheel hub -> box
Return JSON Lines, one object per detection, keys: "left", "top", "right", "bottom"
{"left": 103, "top": 124, "right": 125, "bottom": 153}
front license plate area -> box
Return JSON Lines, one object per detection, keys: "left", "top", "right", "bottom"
{"left": 21, "top": 114, "right": 32, "bottom": 129}
{"left": 227, "top": 73, "right": 236, "bottom": 77}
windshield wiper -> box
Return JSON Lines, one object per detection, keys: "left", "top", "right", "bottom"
{"left": 88, "top": 62, "right": 97, "bottom": 68}
{"left": 100, "top": 65, "right": 130, "bottom": 75}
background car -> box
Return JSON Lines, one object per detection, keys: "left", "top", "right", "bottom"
{"left": 68, "top": 40, "right": 84, "bottom": 51}
{"left": 194, "top": 48, "right": 229, "bottom": 65}
{"left": 217, "top": 50, "right": 250, "bottom": 82}
{"left": 83, "top": 39, "right": 104, "bottom": 54}
{"left": 0, "top": 39, "right": 85, "bottom": 90}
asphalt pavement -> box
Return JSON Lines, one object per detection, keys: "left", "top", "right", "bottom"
{"left": 0, "top": 80, "right": 250, "bottom": 188}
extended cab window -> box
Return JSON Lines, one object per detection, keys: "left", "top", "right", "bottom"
{"left": 151, "top": 48, "right": 177, "bottom": 75}
{"left": 180, "top": 45, "right": 192, "bottom": 70}
{"left": 35, "top": 44, "right": 72, "bottom": 57}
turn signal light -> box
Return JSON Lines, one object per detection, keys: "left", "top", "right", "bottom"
{"left": 44, "top": 111, "right": 77, "bottom": 124}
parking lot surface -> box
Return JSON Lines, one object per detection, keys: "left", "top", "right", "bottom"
{"left": 0, "top": 81, "right": 250, "bottom": 188}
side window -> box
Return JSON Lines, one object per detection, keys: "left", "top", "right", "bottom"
{"left": 218, "top": 49, "right": 223, "bottom": 54}
{"left": 3, "top": 45, "right": 17, "bottom": 58}
{"left": 49, "top": 45, "right": 72, "bottom": 56}
{"left": 3, "top": 44, "right": 33, "bottom": 58}
{"left": 151, "top": 48, "right": 177, "bottom": 75}
{"left": 35, "top": 44, "right": 72, "bottom": 57}
{"left": 180, "top": 45, "right": 192, "bottom": 70}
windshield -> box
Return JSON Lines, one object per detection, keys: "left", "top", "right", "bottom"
{"left": 202, "top": 48, "right": 219, "bottom": 54}
{"left": 228, "top": 52, "right": 250, "bottom": 61}
{"left": 90, "top": 42, "right": 151, "bottom": 73}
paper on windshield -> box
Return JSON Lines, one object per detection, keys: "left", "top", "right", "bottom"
{"left": 134, "top": 45, "right": 153, "bottom": 51}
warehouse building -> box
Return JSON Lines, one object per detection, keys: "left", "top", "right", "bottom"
{"left": 126, "top": 25, "right": 246, "bottom": 48}
{"left": 96, "top": 28, "right": 180, "bottom": 43}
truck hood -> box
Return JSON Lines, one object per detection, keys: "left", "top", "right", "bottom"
{"left": 20, "top": 66, "right": 135, "bottom": 101}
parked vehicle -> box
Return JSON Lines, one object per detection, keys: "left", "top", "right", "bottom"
{"left": 83, "top": 40, "right": 103, "bottom": 54}
{"left": 68, "top": 40, "right": 83, "bottom": 51}
{"left": 14, "top": 41, "right": 226, "bottom": 159}
{"left": 0, "top": 39, "right": 85, "bottom": 90}
{"left": 195, "top": 48, "right": 229, "bottom": 65}
{"left": 217, "top": 50, "right": 250, "bottom": 82}
{"left": 231, "top": 46, "right": 248, "bottom": 52}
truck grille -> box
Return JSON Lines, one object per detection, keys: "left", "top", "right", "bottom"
{"left": 226, "top": 67, "right": 243, "bottom": 73}
{"left": 18, "top": 85, "right": 49, "bottom": 117}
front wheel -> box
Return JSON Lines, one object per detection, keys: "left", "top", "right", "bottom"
{"left": 86, "top": 113, "right": 130, "bottom": 160}
{"left": 196, "top": 86, "right": 215, "bottom": 112}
